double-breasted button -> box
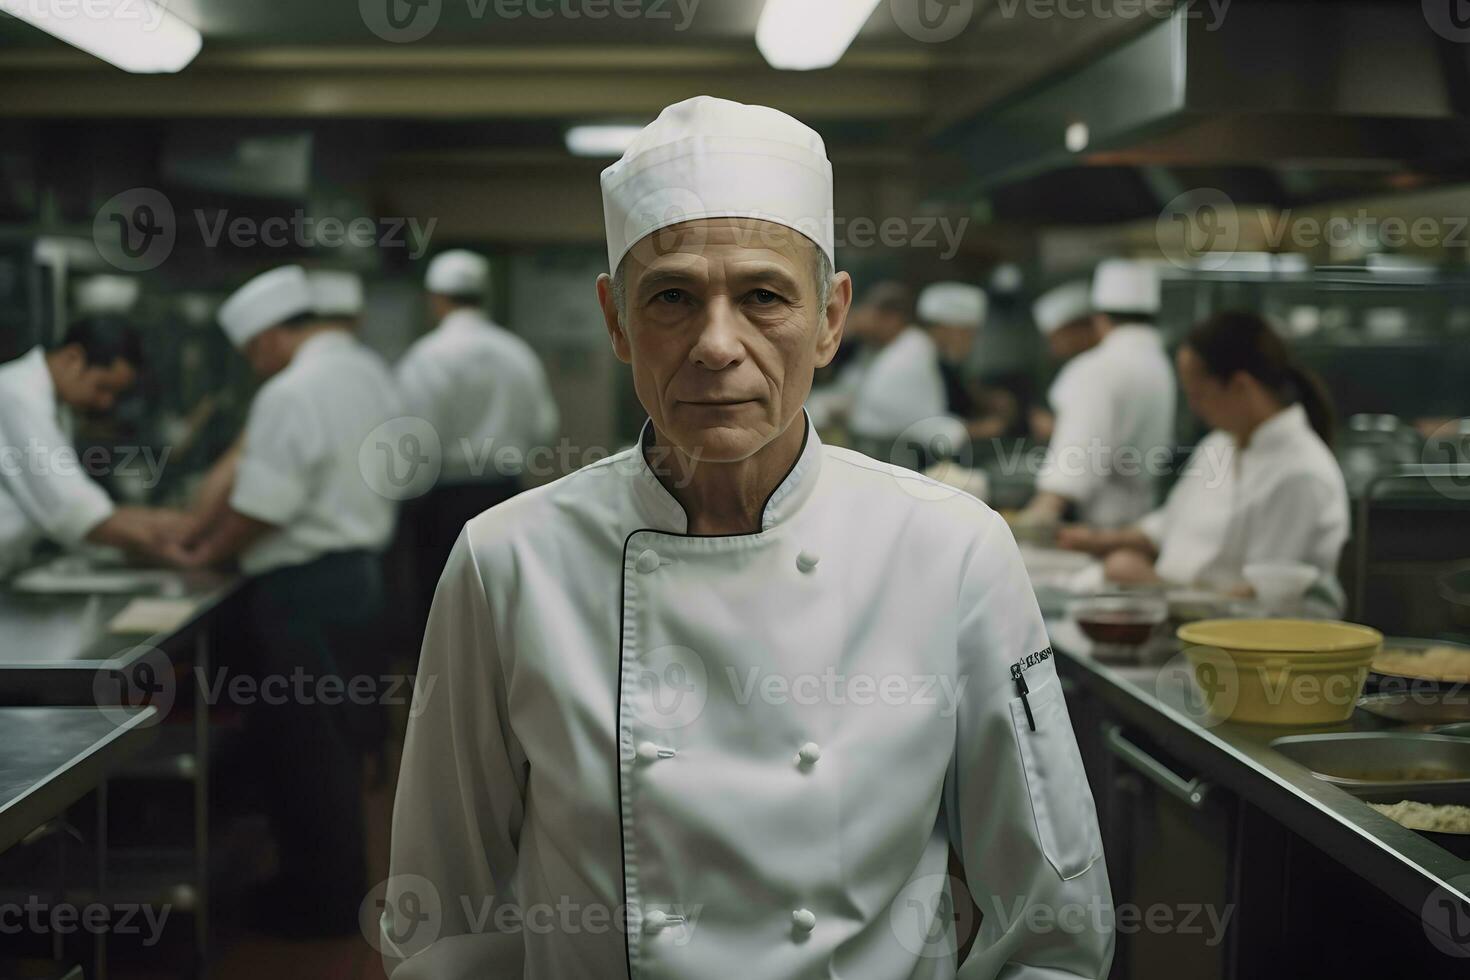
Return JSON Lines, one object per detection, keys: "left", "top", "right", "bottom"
{"left": 636, "top": 741, "right": 676, "bottom": 762}
{"left": 643, "top": 910, "right": 670, "bottom": 934}
{"left": 635, "top": 549, "right": 661, "bottom": 574}
{"left": 792, "top": 908, "right": 817, "bottom": 932}
{"left": 796, "top": 550, "right": 819, "bottom": 573}
{"left": 796, "top": 742, "right": 821, "bottom": 766}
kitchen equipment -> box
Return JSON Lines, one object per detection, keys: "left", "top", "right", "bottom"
{"left": 1358, "top": 786, "right": 1470, "bottom": 860}
{"left": 1243, "top": 561, "right": 1320, "bottom": 613}
{"left": 1069, "top": 594, "right": 1168, "bottom": 663}
{"left": 1165, "top": 588, "right": 1240, "bottom": 624}
{"left": 1356, "top": 692, "right": 1470, "bottom": 726}
{"left": 1269, "top": 733, "right": 1470, "bottom": 790}
{"left": 1177, "top": 619, "right": 1382, "bottom": 725}
{"left": 1433, "top": 723, "right": 1470, "bottom": 739}
{"left": 1369, "top": 637, "right": 1470, "bottom": 695}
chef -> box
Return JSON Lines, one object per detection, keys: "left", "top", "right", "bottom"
{"left": 0, "top": 316, "right": 185, "bottom": 576}
{"left": 1060, "top": 311, "right": 1350, "bottom": 608}
{"left": 848, "top": 281, "right": 985, "bottom": 465}
{"left": 166, "top": 264, "right": 403, "bottom": 936}
{"left": 803, "top": 280, "right": 909, "bottom": 429}
{"left": 396, "top": 249, "right": 560, "bottom": 613}
{"left": 1028, "top": 280, "right": 1097, "bottom": 442}
{"left": 1020, "top": 259, "right": 1175, "bottom": 528}
{"left": 384, "top": 96, "right": 1113, "bottom": 980}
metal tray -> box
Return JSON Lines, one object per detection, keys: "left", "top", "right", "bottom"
{"left": 1357, "top": 692, "right": 1470, "bottom": 725}
{"left": 1269, "top": 733, "right": 1470, "bottom": 792}
{"left": 1351, "top": 784, "right": 1470, "bottom": 860}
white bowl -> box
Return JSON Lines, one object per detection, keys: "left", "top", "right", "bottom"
{"left": 1244, "top": 561, "right": 1320, "bottom": 609}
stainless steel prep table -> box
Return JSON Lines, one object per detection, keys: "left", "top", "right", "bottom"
{"left": 0, "top": 707, "right": 158, "bottom": 854}
{"left": 1048, "top": 617, "right": 1470, "bottom": 971}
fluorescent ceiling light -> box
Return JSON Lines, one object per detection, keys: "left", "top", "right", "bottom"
{"left": 757, "top": 0, "right": 882, "bottom": 71}
{"left": 565, "top": 124, "right": 645, "bottom": 158}
{"left": 1, "top": 0, "right": 201, "bottom": 73}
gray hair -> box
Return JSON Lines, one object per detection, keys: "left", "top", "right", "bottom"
{"left": 611, "top": 243, "right": 834, "bottom": 325}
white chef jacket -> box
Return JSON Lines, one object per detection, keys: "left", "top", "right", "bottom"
{"left": 848, "top": 327, "right": 950, "bottom": 440}
{"left": 0, "top": 346, "right": 115, "bottom": 577}
{"left": 396, "top": 309, "right": 560, "bottom": 484}
{"left": 385, "top": 415, "right": 1114, "bottom": 980}
{"left": 1140, "top": 404, "right": 1350, "bottom": 600}
{"left": 1037, "top": 325, "right": 1175, "bottom": 528}
{"left": 231, "top": 330, "right": 403, "bottom": 577}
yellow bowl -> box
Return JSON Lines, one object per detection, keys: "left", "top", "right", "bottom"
{"left": 1177, "top": 619, "right": 1383, "bottom": 726}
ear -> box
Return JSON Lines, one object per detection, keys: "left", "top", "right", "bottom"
{"left": 597, "top": 273, "right": 632, "bottom": 365}
{"left": 813, "top": 270, "right": 852, "bottom": 370}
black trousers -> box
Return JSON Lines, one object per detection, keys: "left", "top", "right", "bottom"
{"left": 239, "top": 550, "right": 387, "bottom": 929}
{"left": 403, "top": 478, "right": 521, "bottom": 632}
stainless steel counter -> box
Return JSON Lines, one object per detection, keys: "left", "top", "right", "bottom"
{"left": 0, "top": 706, "right": 158, "bottom": 853}
{"left": 1049, "top": 618, "right": 1470, "bottom": 924}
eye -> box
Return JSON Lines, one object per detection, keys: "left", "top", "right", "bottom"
{"left": 654, "top": 288, "right": 686, "bottom": 305}
{"left": 750, "top": 289, "right": 782, "bottom": 305}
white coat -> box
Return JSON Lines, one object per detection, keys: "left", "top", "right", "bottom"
{"left": 1140, "top": 403, "right": 1350, "bottom": 603}
{"left": 0, "top": 346, "right": 115, "bottom": 577}
{"left": 847, "top": 327, "right": 950, "bottom": 441}
{"left": 396, "top": 309, "right": 560, "bottom": 484}
{"left": 384, "top": 415, "right": 1114, "bottom": 980}
{"left": 1038, "top": 325, "right": 1175, "bottom": 528}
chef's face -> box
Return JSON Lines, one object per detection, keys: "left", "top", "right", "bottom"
{"left": 1178, "top": 345, "right": 1241, "bottom": 431}
{"left": 244, "top": 327, "right": 293, "bottom": 379}
{"left": 52, "top": 346, "right": 136, "bottom": 415}
{"left": 599, "top": 218, "right": 851, "bottom": 463}
{"left": 929, "top": 323, "right": 975, "bottom": 365}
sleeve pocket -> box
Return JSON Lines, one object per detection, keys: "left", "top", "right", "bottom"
{"left": 1009, "top": 675, "right": 1104, "bottom": 880}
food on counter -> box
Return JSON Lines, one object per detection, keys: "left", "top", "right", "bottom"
{"left": 1369, "top": 801, "right": 1470, "bottom": 835}
{"left": 1343, "top": 767, "right": 1467, "bottom": 784}
{"left": 1372, "top": 645, "right": 1470, "bottom": 683}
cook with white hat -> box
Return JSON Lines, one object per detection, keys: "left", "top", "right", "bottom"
{"left": 394, "top": 248, "right": 560, "bottom": 621}
{"left": 848, "top": 280, "right": 988, "bottom": 462}
{"left": 384, "top": 96, "right": 1113, "bottom": 980}
{"left": 306, "top": 268, "right": 365, "bottom": 326}
{"left": 1019, "top": 258, "right": 1176, "bottom": 529}
{"left": 164, "top": 263, "right": 404, "bottom": 936}
{"left": 1028, "top": 279, "right": 1099, "bottom": 441}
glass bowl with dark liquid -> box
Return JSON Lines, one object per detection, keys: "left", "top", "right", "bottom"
{"left": 1069, "top": 594, "right": 1169, "bottom": 663}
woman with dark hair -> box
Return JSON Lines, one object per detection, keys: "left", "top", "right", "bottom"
{"left": 1060, "top": 311, "right": 1351, "bottom": 609}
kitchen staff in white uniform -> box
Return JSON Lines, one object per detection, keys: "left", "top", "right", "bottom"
{"left": 166, "top": 264, "right": 403, "bottom": 936}
{"left": 307, "top": 268, "right": 365, "bottom": 328}
{"left": 804, "top": 280, "right": 909, "bottom": 429}
{"left": 384, "top": 96, "right": 1113, "bottom": 980}
{"left": 395, "top": 249, "right": 561, "bottom": 613}
{"left": 1021, "top": 260, "right": 1175, "bottom": 528}
{"left": 848, "top": 282, "right": 984, "bottom": 466}
{"left": 1028, "top": 280, "right": 1098, "bottom": 443}
{"left": 1061, "top": 311, "right": 1349, "bottom": 606}
{"left": 0, "top": 317, "right": 186, "bottom": 576}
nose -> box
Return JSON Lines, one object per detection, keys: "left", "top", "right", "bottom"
{"left": 688, "top": 296, "right": 744, "bottom": 372}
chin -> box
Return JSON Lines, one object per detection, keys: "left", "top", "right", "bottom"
{"left": 667, "top": 422, "right": 770, "bottom": 464}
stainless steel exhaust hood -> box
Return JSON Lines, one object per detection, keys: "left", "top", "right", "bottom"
{"left": 940, "top": 1, "right": 1470, "bottom": 196}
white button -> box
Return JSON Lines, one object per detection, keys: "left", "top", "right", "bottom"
{"left": 792, "top": 908, "right": 817, "bottom": 932}
{"left": 796, "top": 742, "right": 821, "bottom": 766}
{"left": 636, "top": 741, "right": 675, "bottom": 762}
{"left": 643, "top": 909, "right": 669, "bottom": 934}
{"left": 635, "top": 549, "right": 661, "bottom": 574}
{"left": 796, "top": 550, "right": 819, "bottom": 573}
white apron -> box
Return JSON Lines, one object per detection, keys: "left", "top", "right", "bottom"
{"left": 385, "top": 415, "right": 1113, "bottom": 979}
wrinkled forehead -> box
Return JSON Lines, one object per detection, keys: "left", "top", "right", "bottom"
{"left": 623, "top": 217, "right": 819, "bottom": 281}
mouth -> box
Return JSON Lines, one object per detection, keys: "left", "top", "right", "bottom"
{"left": 681, "top": 398, "right": 756, "bottom": 407}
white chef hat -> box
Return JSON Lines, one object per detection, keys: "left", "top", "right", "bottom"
{"left": 1090, "top": 258, "right": 1161, "bottom": 316}
{"left": 1032, "top": 280, "right": 1092, "bottom": 336}
{"left": 917, "top": 282, "right": 987, "bottom": 330}
{"left": 600, "top": 96, "right": 835, "bottom": 274}
{"left": 425, "top": 250, "right": 489, "bottom": 297}
{"left": 307, "top": 269, "right": 364, "bottom": 318}
{"left": 75, "top": 274, "right": 140, "bottom": 316}
{"left": 217, "top": 265, "right": 313, "bottom": 349}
